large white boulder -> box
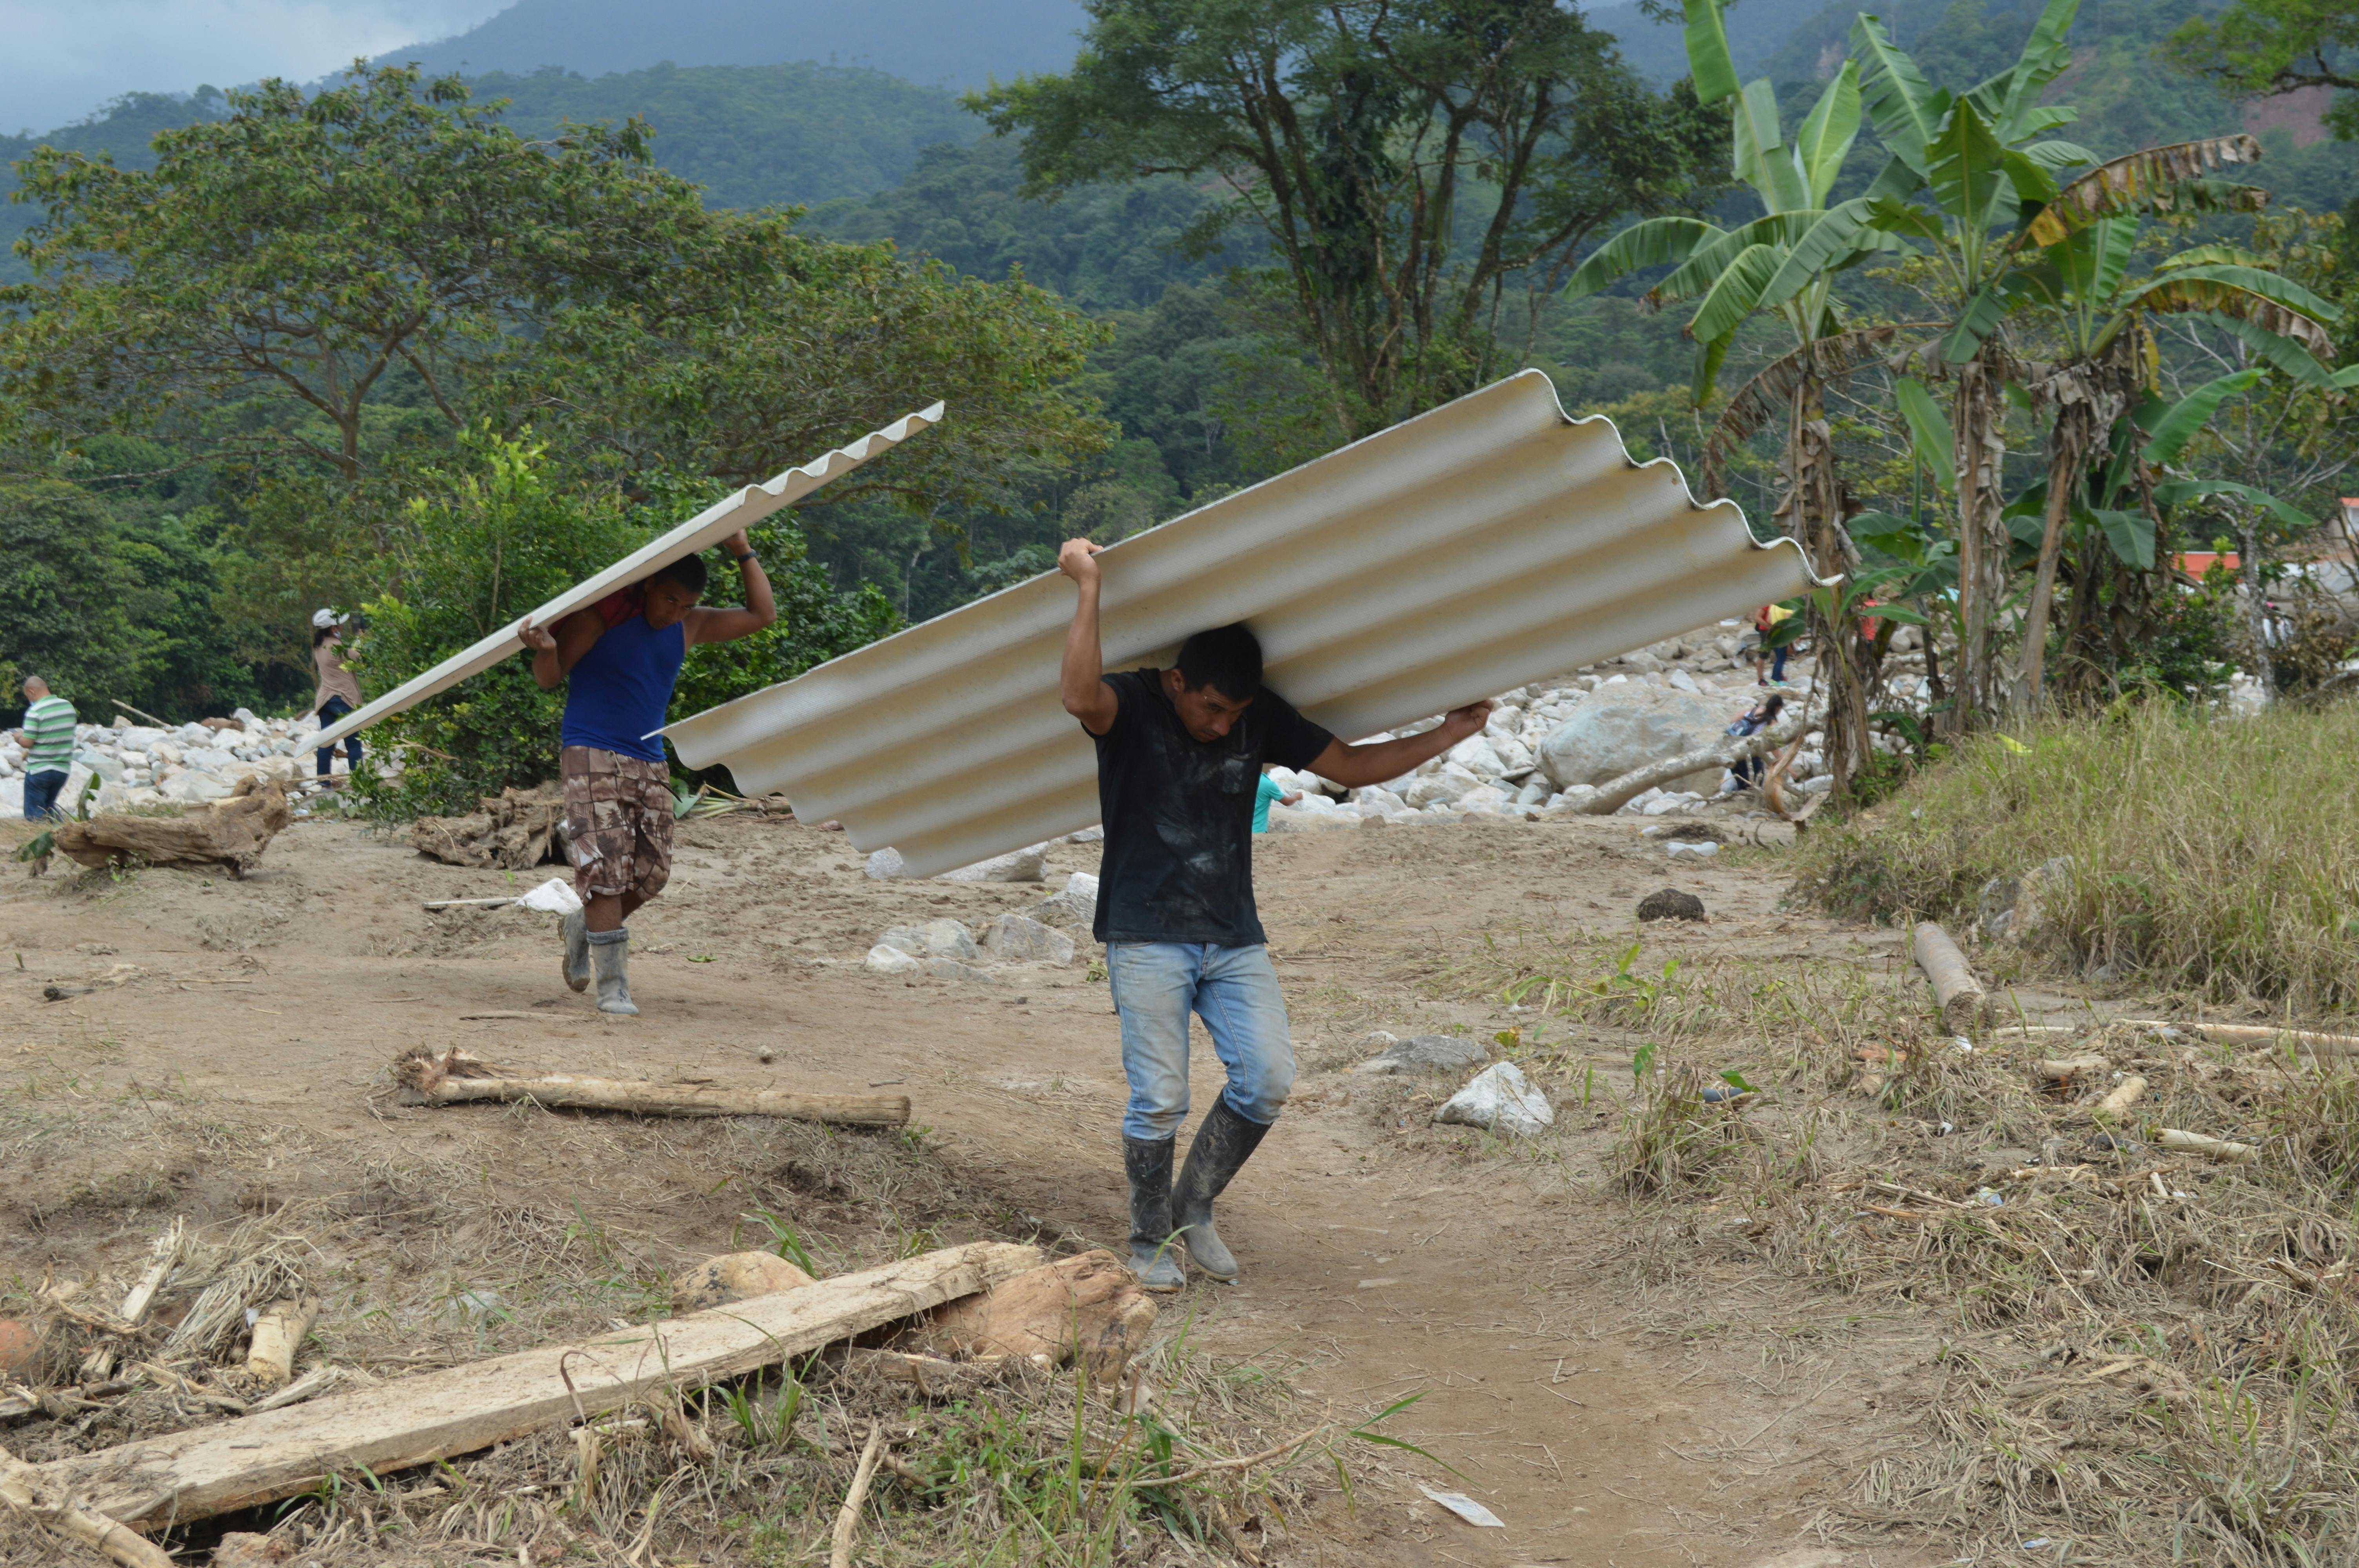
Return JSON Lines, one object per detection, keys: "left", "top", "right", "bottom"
{"left": 1538, "top": 684, "right": 1743, "bottom": 795}
{"left": 1404, "top": 761, "right": 1486, "bottom": 809}
{"left": 1446, "top": 735, "right": 1507, "bottom": 777}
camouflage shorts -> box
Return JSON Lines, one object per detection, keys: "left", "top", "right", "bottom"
{"left": 560, "top": 747, "right": 673, "bottom": 901}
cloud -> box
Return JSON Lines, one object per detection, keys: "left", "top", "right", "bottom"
{"left": 0, "top": 0, "right": 511, "bottom": 135}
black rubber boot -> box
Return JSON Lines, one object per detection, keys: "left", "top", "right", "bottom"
{"left": 1123, "top": 1136, "right": 1185, "bottom": 1292}
{"left": 1173, "top": 1099, "right": 1272, "bottom": 1283}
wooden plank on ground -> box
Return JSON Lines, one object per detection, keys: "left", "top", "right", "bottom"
{"left": 38, "top": 1240, "right": 1040, "bottom": 1532}
{"left": 396, "top": 1049, "right": 909, "bottom": 1126}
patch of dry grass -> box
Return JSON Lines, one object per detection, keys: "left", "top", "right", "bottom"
{"left": 1794, "top": 702, "right": 2359, "bottom": 1010}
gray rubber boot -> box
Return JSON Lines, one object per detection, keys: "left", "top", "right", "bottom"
{"left": 1173, "top": 1100, "right": 1272, "bottom": 1283}
{"left": 561, "top": 909, "right": 591, "bottom": 993}
{"left": 1123, "top": 1136, "right": 1185, "bottom": 1292}
{"left": 587, "top": 927, "right": 638, "bottom": 1016}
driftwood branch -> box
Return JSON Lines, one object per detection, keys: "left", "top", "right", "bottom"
{"left": 0, "top": 1444, "right": 173, "bottom": 1568}
{"left": 1912, "top": 923, "right": 1988, "bottom": 1036}
{"left": 396, "top": 1049, "right": 909, "bottom": 1127}
{"left": 2120, "top": 1020, "right": 2359, "bottom": 1056}
{"left": 1576, "top": 719, "right": 1808, "bottom": 816}
{"left": 2158, "top": 1128, "right": 2258, "bottom": 1162}
{"left": 831, "top": 1425, "right": 887, "bottom": 1568}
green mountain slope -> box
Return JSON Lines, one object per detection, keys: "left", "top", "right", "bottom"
{"left": 376, "top": 0, "right": 1084, "bottom": 89}
{"left": 0, "top": 62, "right": 983, "bottom": 284}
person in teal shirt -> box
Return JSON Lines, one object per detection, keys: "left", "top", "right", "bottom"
{"left": 1251, "top": 767, "right": 1302, "bottom": 833}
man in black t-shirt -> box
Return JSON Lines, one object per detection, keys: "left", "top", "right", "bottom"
{"left": 1058, "top": 537, "right": 1496, "bottom": 1290}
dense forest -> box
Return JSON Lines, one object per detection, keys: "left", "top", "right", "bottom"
{"left": 6, "top": 0, "right": 2359, "bottom": 803}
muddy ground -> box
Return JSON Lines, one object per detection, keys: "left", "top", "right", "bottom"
{"left": 0, "top": 801, "right": 2077, "bottom": 1567}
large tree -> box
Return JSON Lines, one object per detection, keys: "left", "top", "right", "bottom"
{"left": 969, "top": 0, "right": 1723, "bottom": 439}
{"left": 2166, "top": 0, "right": 2359, "bottom": 141}
{"left": 0, "top": 65, "right": 776, "bottom": 481}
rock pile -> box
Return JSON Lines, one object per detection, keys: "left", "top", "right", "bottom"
{"left": 1257, "top": 617, "right": 1921, "bottom": 829}
{"left": 862, "top": 882, "right": 1096, "bottom": 980}
{"left": 0, "top": 707, "right": 361, "bottom": 818}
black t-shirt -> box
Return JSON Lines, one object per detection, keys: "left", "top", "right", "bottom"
{"left": 1089, "top": 668, "right": 1335, "bottom": 947}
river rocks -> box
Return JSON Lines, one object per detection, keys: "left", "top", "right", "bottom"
{"left": 1434, "top": 1062, "right": 1555, "bottom": 1137}
{"left": 939, "top": 844, "right": 1049, "bottom": 883}
{"left": 923, "top": 957, "right": 1000, "bottom": 983}
{"left": 865, "top": 847, "right": 908, "bottom": 879}
{"left": 1032, "top": 872, "right": 1098, "bottom": 930}
{"left": 1354, "top": 1033, "right": 1489, "bottom": 1075}
{"left": 879, "top": 919, "right": 980, "bottom": 961}
{"left": 1979, "top": 855, "right": 2072, "bottom": 948}
{"left": 1637, "top": 889, "right": 1707, "bottom": 921}
{"left": 865, "top": 944, "right": 921, "bottom": 975}
{"left": 987, "top": 912, "right": 1076, "bottom": 966}
{"left": 1538, "top": 685, "right": 1740, "bottom": 795}
{"left": 669, "top": 1251, "right": 815, "bottom": 1312}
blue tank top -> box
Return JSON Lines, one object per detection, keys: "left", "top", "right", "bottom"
{"left": 561, "top": 615, "right": 687, "bottom": 762}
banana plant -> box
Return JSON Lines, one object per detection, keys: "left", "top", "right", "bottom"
{"left": 1562, "top": 0, "right": 1894, "bottom": 795}
{"left": 2002, "top": 222, "right": 2336, "bottom": 702}
{"left": 1828, "top": 0, "right": 2097, "bottom": 726}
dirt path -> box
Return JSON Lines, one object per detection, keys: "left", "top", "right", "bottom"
{"left": 1, "top": 808, "right": 1950, "bottom": 1567}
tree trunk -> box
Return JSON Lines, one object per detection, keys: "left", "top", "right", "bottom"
{"left": 2241, "top": 514, "right": 2275, "bottom": 702}
{"left": 1782, "top": 370, "right": 1870, "bottom": 798}
{"left": 1951, "top": 361, "right": 2010, "bottom": 732}
{"left": 2016, "top": 397, "right": 2095, "bottom": 710}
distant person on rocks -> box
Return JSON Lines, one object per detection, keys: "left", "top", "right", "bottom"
{"left": 13, "top": 677, "right": 76, "bottom": 821}
{"left": 519, "top": 533, "right": 774, "bottom": 1017}
{"left": 311, "top": 610, "right": 366, "bottom": 782}
{"left": 1251, "top": 766, "right": 1302, "bottom": 834}
{"left": 1058, "top": 535, "right": 1494, "bottom": 1291}
{"left": 1721, "top": 692, "right": 1787, "bottom": 795}
{"left": 1752, "top": 603, "right": 1792, "bottom": 686}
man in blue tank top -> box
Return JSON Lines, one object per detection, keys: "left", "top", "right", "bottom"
{"left": 518, "top": 532, "right": 774, "bottom": 1014}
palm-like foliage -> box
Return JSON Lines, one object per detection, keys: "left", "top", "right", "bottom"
{"left": 1563, "top": 0, "right": 1892, "bottom": 793}
{"left": 2003, "top": 220, "right": 2338, "bottom": 700}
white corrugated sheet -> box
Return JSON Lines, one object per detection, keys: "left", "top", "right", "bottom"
{"left": 309, "top": 402, "right": 945, "bottom": 755}
{"left": 665, "top": 371, "right": 1825, "bottom": 877}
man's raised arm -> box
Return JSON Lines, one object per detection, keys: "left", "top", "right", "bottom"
{"left": 1305, "top": 701, "right": 1496, "bottom": 789}
{"left": 1058, "top": 538, "right": 1120, "bottom": 736}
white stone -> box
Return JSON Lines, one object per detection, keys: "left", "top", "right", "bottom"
{"left": 161, "top": 772, "right": 233, "bottom": 804}
{"left": 986, "top": 912, "right": 1076, "bottom": 965}
{"left": 1492, "top": 734, "right": 1534, "bottom": 772}
{"left": 1349, "top": 786, "right": 1409, "bottom": 814}
{"left": 938, "top": 845, "right": 1048, "bottom": 882}
{"left": 1668, "top": 670, "right": 1699, "bottom": 693}
{"left": 1796, "top": 775, "right": 1834, "bottom": 795}
{"left": 1454, "top": 784, "right": 1514, "bottom": 812}
{"left": 878, "top": 919, "right": 980, "bottom": 960}
{"left": 1434, "top": 1062, "right": 1554, "bottom": 1137}
{"left": 1447, "top": 735, "right": 1507, "bottom": 777}
{"left": 1538, "top": 684, "right": 1748, "bottom": 795}
{"left": 864, "top": 944, "right": 921, "bottom": 976}
{"left": 1404, "top": 762, "right": 1485, "bottom": 809}
{"left": 865, "top": 847, "right": 907, "bottom": 879}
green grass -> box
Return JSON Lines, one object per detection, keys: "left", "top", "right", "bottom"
{"left": 1793, "top": 702, "right": 2359, "bottom": 1011}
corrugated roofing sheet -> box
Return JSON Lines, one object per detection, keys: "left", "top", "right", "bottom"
{"left": 665, "top": 371, "right": 1828, "bottom": 877}
{"left": 309, "top": 403, "right": 945, "bottom": 757}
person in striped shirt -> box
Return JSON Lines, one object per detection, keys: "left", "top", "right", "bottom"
{"left": 12, "top": 677, "right": 77, "bottom": 820}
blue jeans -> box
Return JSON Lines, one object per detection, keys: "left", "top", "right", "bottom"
{"left": 315, "top": 694, "right": 362, "bottom": 776}
{"left": 1106, "top": 942, "right": 1295, "bottom": 1141}
{"left": 23, "top": 769, "right": 69, "bottom": 821}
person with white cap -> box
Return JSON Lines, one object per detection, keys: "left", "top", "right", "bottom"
{"left": 311, "top": 609, "right": 365, "bottom": 782}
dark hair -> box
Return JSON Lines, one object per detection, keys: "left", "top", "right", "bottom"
{"left": 1175, "top": 623, "right": 1263, "bottom": 702}
{"left": 313, "top": 624, "right": 340, "bottom": 648}
{"left": 1761, "top": 693, "right": 1787, "bottom": 722}
{"left": 648, "top": 553, "right": 710, "bottom": 597}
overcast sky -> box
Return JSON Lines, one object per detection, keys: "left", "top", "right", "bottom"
{"left": 2, "top": 0, "right": 510, "bottom": 134}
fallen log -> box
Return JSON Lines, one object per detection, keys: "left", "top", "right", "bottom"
{"left": 244, "top": 1300, "right": 316, "bottom": 1388}
{"left": 396, "top": 1049, "right": 909, "bottom": 1127}
{"left": 34, "top": 1240, "right": 1040, "bottom": 1533}
{"left": 2120, "top": 1020, "right": 2359, "bottom": 1056}
{"left": 1912, "top": 922, "right": 1987, "bottom": 1036}
{"left": 2157, "top": 1128, "right": 2258, "bottom": 1163}
{"left": 0, "top": 1443, "right": 172, "bottom": 1568}
{"left": 52, "top": 779, "right": 292, "bottom": 879}
{"left": 1576, "top": 719, "right": 1807, "bottom": 817}
{"left": 2035, "top": 1055, "right": 2111, "bottom": 1082}
{"left": 2095, "top": 1075, "right": 2148, "bottom": 1116}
